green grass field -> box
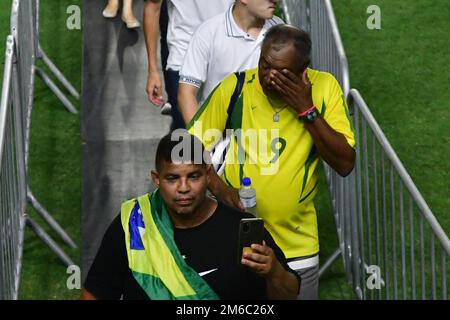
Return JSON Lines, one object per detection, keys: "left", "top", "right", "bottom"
{"left": 0, "top": 0, "right": 448, "bottom": 299}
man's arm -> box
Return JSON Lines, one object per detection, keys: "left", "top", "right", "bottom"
{"left": 178, "top": 20, "right": 212, "bottom": 124}
{"left": 178, "top": 83, "right": 200, "bottom": 125}
{"left": 303, "top": 114, "right": 355, "bottom": 176}
{"left": 270, "top": 69, "right": 355, "bottom": 176}
{"left": 143, "top": 0, "right": 164, "bottom": 106}
{"left": 208, "top": 166, "right": 244, "bottom": 210}
{"left": 241, "top": 242, "right": 299, "bottom": 299}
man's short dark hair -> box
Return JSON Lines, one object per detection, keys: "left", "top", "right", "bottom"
{"left": 262, "top": 24, "right": 312, "bottom": 72}
{"left": 155, "top": 130, "right": 209, "bottom": 171}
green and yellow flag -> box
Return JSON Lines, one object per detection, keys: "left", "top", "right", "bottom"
{"left": 121, "top": 190, "right": 219, "bottom": 300}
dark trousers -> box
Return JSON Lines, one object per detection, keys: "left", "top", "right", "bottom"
{"left": 165, "top": 69, "right": 185, "bottom": 130}
{"left": 159, "top": 0, "right": 169, "bottom": 72}
{"left": 159, "top": 2, "right": 184, "bottom": 130}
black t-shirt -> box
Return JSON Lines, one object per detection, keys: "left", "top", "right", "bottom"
{"left": 84, "top": 202, "right": 298, "bottom": 300}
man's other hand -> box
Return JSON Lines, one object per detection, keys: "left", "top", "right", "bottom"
{"left": 146, "top": 71, "right": 165, "bottom": 106}
{"left": 270, "top": 69, "right": 313, "bottom": 114}
{"left": 241, "top": 241, "right": 278, "bottom": 278}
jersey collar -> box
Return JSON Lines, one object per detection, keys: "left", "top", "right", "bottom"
{"left": 225, "top": 5, "right": 278, "bottom": 42}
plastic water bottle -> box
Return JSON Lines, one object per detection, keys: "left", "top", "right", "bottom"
{"left": 239, "top": 177, "right": 257, "bottom": 217}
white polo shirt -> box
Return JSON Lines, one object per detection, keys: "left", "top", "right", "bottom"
{"left": 166, "top": 0, "right": 234, "bottom": 71}
{"left": 179, "top": 5, "right": 283, "bottom": 104}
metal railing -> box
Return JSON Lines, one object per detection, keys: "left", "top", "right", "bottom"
{"left": 346, "top": 89, "right": 450, "bottom": 299}
{"left": 0, "top": 36, "right": 26, "bottom": 300}
{"left": 10, "top": 0, "right": 77, "bottom": 264}
{"left": 0, "top": 0, "right": 80, "bottom": 298}
{"left": 282, "top": 0, "right": 450, "bottom": 299}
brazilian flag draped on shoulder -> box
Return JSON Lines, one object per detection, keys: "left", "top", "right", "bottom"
{"left": 120, "top": 190, "right": 219, "bottom": 300}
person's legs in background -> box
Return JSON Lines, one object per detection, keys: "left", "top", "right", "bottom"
{"left": 103, "top": 0, "right": 140, "bottom": 28}
{"left": 102, "top": 0, "right": 119, "bottom": 18}
{"left": 159, "top": 1, "right": 172, "bottom": 116}
{"left": 121, "top": 0, "right": 140, "bottom": 28}
{"left": 165, "top": 69, "right": 185, "bottom": 130}
{"left": 160, "top": 0, "right": 169, "bottom": 74}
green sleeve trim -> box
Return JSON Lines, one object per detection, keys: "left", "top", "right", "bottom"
{"left": 320, "top": 98, "right": 326, "bottom": 116}
{"left": 341, "top": 94, "right": 357, "bottom": 149}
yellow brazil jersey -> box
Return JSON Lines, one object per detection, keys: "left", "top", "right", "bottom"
{"left": 187, "top": 68, "right": 355, "bottom": 259}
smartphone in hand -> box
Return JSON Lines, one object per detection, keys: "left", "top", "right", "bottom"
{"left": 237, "top": 218, "right": 264, "bottom": 265}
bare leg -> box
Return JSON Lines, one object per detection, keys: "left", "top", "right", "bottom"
{"left": 102, "top": 0, "right": 119, "bottom": 18}
{"left": 122, "top": 0, "right": 140, "bottom": 28}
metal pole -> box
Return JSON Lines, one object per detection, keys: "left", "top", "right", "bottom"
{"left": 390, "top": 165, "right": 398, "bottom": 299}
{"left": 34, "top": 67, "right": 78, "bottom": 114}
{"left": 27, "top": 187, "right": 77, "bottom": 249}
{"left": 38, "top": 45, "right": 80, "bottom": 99}
{"left": 319, "top": 248, "right": 341, "bottom": 278}
{"left": 25, "top": 217, "right": 74, "bottom": 267}
{"left": 409, "top": 197, "right": 416, "bottom": 300}
{"left": 431, "top": 234, "right": 436, "bottom": 300}
{"left": 399, "top": 181, "right": 407, "bottom": 299}
{"left": 372, "top": 134, "right": 382, "bottom": 300}
{"left": 420, "top": 215, "right": 426, "bottom": 300}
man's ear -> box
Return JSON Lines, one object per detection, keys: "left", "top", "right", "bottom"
{"left": 150, "top": 170, "right": 160, "bottom": 188}
{"left": 302, "top": 69, "right": 310, "bottom": 85}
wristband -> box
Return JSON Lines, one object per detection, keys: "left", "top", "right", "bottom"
{"left": 298, "top": 105, "right": 316, "bottom": 118}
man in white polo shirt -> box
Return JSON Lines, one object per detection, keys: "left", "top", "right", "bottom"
{"left": 144, "top": 0, "right": 233, "bottom": 130}
{"left": 177, "top": 0, "right": 283, "bottom": 124}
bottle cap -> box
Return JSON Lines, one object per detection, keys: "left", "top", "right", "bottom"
{"left": 242, "top": 177, "right": 251, "bottom": 186}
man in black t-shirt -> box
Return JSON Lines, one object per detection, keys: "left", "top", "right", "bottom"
{"left": 81, "top": 131, "right": 299, "bottom": 300}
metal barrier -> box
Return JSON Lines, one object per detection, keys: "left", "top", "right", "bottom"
{"left": 11, "top": 0, "right": 77, "bottom": 261}
{"left": 0, "top": 0, "right": 80, "bottom": 299}
{"left": 0, "top": 36, "right": 26, "bottom": 300}
{"left": 347, "top": 89, "right": 450, "bottom": 299}
{"left": 281, "top": 0, "right": 450, "bottom": 299}
{"left": 1, "top": 0, "right": 80, "bottom": 298}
